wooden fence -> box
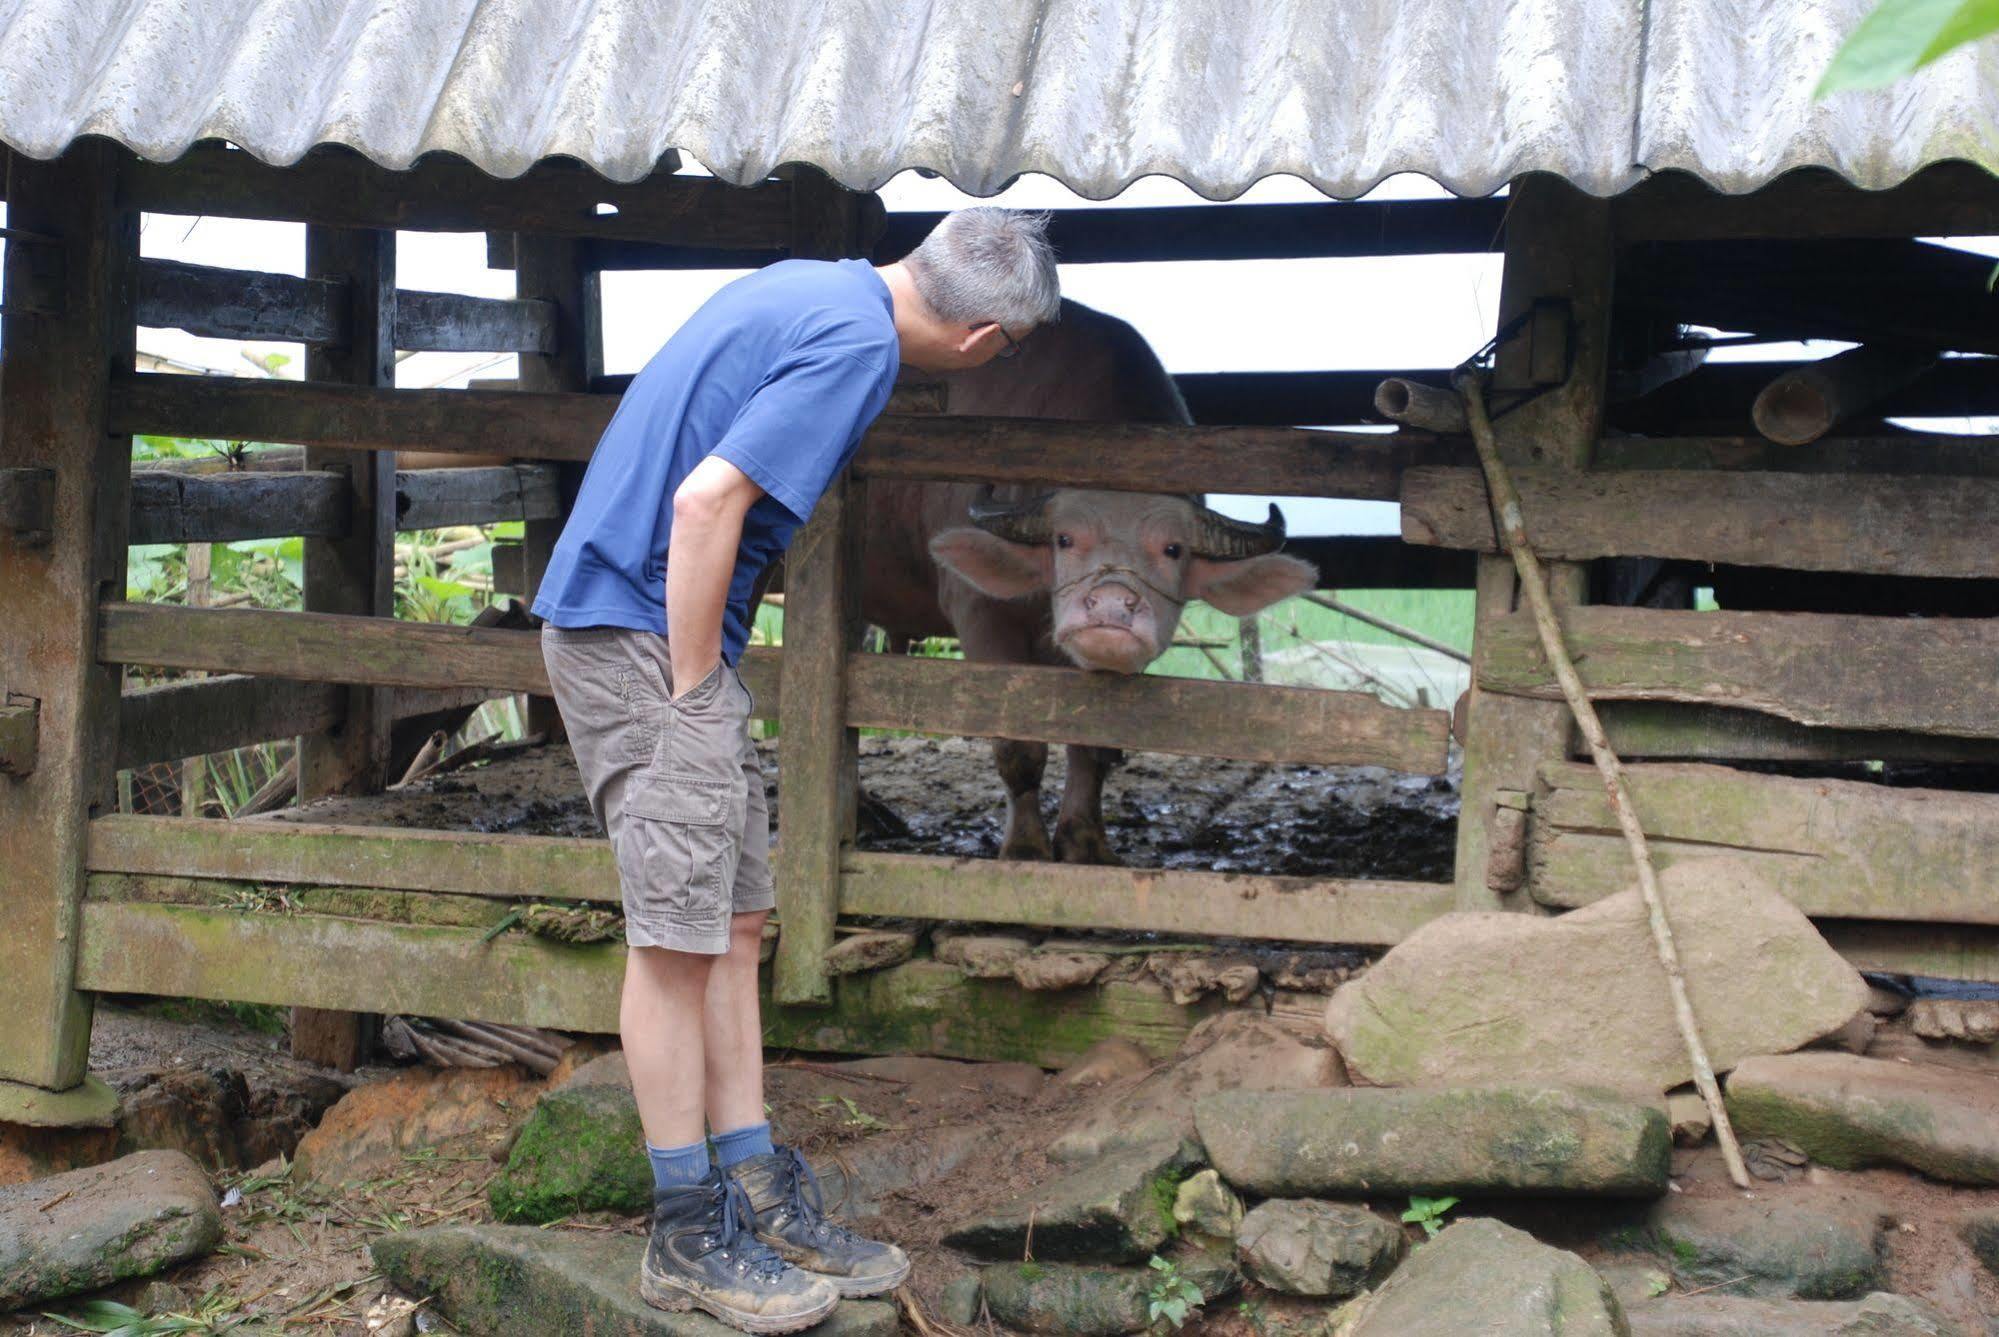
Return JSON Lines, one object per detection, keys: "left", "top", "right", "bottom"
{"left": 4, "top": 142, "right": 1999, "bottom": 1094}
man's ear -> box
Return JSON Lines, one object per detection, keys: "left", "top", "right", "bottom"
{"left": 929, "top": 528, "right": 1054, "bottom": 599}
{"left": 1184, "top": 553, "right": 1318, "bottom": 616}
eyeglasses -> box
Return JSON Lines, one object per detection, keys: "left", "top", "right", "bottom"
{"left": 974, "top": 322, "right": 1024, "bottom": 359}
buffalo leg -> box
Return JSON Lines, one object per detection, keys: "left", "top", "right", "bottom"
{"left": 1054, "top": 745, "right": 1123, "bottom": 865}
{"left": 993, "top": 738, "right": 1054, "bottom": 860}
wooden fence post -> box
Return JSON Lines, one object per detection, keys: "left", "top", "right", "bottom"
{"left": 773, "top": 167, "right": 868, "bottom": 1006}
{"left": 293, "top": 224, "right": 396, "bottom": 1069}
{"left": 513, "top": 235, "right": 601, "bottom": 742}
{"left": 0, "top": 143, "right": 136, "bottom": 1094}
{"left": 1452, "top": 179, "right": 1615, "bottom": 911}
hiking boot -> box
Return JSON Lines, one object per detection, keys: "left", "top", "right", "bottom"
{"left": 729, "top": 1146, "right": 913, "bottom": 1298}
{"left": 640, "top": 1167, "right": 838, "bottom": 1334}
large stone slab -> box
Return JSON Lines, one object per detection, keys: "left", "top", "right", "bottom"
{"left": 1050, "top": 1011, "right": 1342, "bottom": 1163}
{"left": 0, "top": 1150, "right": 221, "bottom": 1309}
{"left": 1234, "top": 1199, "right": 1403, "bottom": 1298}
{"left": 1620, "top": 1191, "right": 1884, "bottom": 1299}
{"left": 1344, "top": 1217, "right": 1625, "bottom": 1336}
{"left": 942, "top": 1140, "right": 1198, "bottom": 1262}
{"left": 1195, "top": 1085, "right": 1669, "bottom": 1197}
{"left": 979, "top": 1246, "right": 1239, "bottom": 1336}
{"left": 1624, "top": 1291, "right": 1962, "bottom": 1336}
{"left": 1725, "top": 1053, "right": 1999, "bottom": 1185}
{"left": 1327, "top": 858, "right": 1866, "bottom": 1092}
{"left": 370, "top": 1223, "right": 896, "bottom": 1336}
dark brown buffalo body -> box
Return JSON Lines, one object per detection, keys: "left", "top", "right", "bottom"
{"left": 851, "top": 300, "right": 1317, "bottom": 864}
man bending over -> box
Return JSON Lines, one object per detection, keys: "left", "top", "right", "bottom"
{"left": 533, "top": 206, "right": 1061, "bottom": 1333}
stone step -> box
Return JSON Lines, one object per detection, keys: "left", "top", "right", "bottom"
{"left": 941, "top": 1139, "right": 1199, "bottom": 1263}
{"left": 1725, "top": 1053, "right": 1999, "bottom": 1186}
{"left": 0, "top": 1149, "right": 220, "bottom": 1310}
{"left": 1623, "top": 1291, "right": 1961, "bottom": 1335}
{"left": 1603, "top": 1190, "right": 1886, "bottom": 1300}
{"left": 1343, "top": 1217, "right": 1625, "bottom": 1336}
{"left": 979, "top": 1245, "right": 1239, "bottom": 1336}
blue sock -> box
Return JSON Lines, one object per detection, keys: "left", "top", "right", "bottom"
{"left": 712, "top": 1121, "right": 775, "bottom": 1170}
{"left": 646, "top": 1138, "right": 710, "bottom": 1190}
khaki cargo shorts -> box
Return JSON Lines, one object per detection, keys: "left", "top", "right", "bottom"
{"left": 539, "top": 625, "right": 775, "bottom": 954}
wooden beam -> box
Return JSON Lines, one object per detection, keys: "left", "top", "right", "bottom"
{"left": 1616, "top": 163, "right": 1999, "bottom": 243}
{"left": 1530, "top": 760, "right": 1999, "bottom": 926}
{"left": 395, "top": 290, "right": 557, "bottom": 355}
{"left": 1597, "top": 430, "right": 1999, "bottom": 479}
{"left": 128, "top": 469, "right": 350, "bottom": 544}
{"left": 1482, "top": 607, "right": 1999, "bottom": 739}
{"left": 1404, "top": 467, "right": 1999, "bottom": 580}
{"left": 842, "top": 852, "right": 1447, "bottom": 946}
{"left": 1819, "top": 921, "right": 1999, "bottom": 986}
{"left": 393, "top": 464, "right": 561, "bottom": 532}
{"left": 0, "top": 142, "right": 137, "bottom": 1089}
{"left": 135, "top": 258, "right": 345, "bottom": 343}
{"left": 87, "top": 814, "right": 618, "bottom": 903}
{"left": 0, "top": 466, "right": 56, "bottom": 544}
{"left": 117, "top": 677, "right": 344, "bottom": 772}
{"left": 119, "top": 144, "right": 794, "bottom": 247}
{"left": 96, "top": 603, "right": 785, "bottom": 715}
{"left": 847, "top": 654, "right": 1450, "bottom": 773}
{"left": 1597, "top": 701, "right": 1999, "bottom": 765}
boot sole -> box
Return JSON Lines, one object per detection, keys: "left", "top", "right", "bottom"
{"left": 640, "top": 1267, "right": 838, "bottom": 1334}
{"left": 762, "top": 1236, "right": 913, "bottom": 1298}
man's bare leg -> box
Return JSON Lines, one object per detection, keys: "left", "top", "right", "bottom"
{"left": 622, "top": 945, "right": 715, "bottom": 1150}
{"left": 703, "top": 910, "right": 770, "bottom": 1135}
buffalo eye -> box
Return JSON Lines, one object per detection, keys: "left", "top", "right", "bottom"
{"left": 1163, "top": 542, "right": 1183, "bottom": 560}
{"left": 1056, "top": 533, "right": 1073, "bottom": 549}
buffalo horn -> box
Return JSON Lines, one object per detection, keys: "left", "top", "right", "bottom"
{"left": 1190, "top": 502, "right": 1285, "bottom": 559}
{"left": 966, "top": 486, "right": 1056, "bottom": 545}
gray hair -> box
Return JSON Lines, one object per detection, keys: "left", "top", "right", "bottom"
{"left": 904, "top": 207, "right": 1062, "bottom": 331}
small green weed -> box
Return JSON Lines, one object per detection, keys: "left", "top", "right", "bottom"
{"left": 1143, "top": 1255, "right": 1203, "bottom": 1332}
{"left": 1401, "top": 1194, "right": 1459, "bottom": 1239}
{"left": 44, "top": 1288, "right": 246, "bottom": 1334}
{"left": 814, "top": 1093, "right": 889, "bottom": 1131}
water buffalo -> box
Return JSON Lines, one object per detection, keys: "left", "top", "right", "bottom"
{"left": 854, "top": 299, "right": 1318, "bottom": 864}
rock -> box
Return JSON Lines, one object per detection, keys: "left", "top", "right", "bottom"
{"left": 937, "top": 1271, "right": 984, "bottom": 1326}
{"left": 942, "top": 1139, "right": 1197, "bottom": 1262}
{"left": 1595, "top": 1260, "right": 1673, "bottom": 1309}
{"left": 1057, "top": 1038, "right": 1155, "bottom": 1088}
{"left": 1665, "top": 1089, "right": 1711, "bottom": 1145}
{"left": 1326, "top": 858, "right": 1866, "bottom": 1093}
{"left": 0, "top": 1121, "right": 120, "bottom": 1187}
{"left": 1172, "top": 1169, "right": 1243, "bottom": 1242}
{"left": 138, "top": 1279, "right": 193, "bottom": 1316}
{"left": 1863, "top": 987, "right": 1909, "bottom": 1018}
{"left": 0, "top": 1074, "right": 118, "bottom": 1129}
{"left": 371, "top": 1222, "right": 896, "bottom": 1335}
{"left": 979, "top": 1246, "right": 1239, "bottom": 1336}
{"left": 114, "top": 1064, "right": 345, "bottom": 1173}
{"left": 542, "top": 1036, "right": 620, "bottom": 1088}
{"left": 824, "top": 930, "right": 916, "bottom": 976}
{"left": 1726, "top": 1053, "right": 1999, "bottom": 1185}
{"left": 816, "top": 1124, "right": 984, "bottom": 1218}
{"left": 935, "top": 933, "right": 1032, "bottom": 979}
{"left": 489, "top": 1082, "right": 649, "bottom": 1223}
{"left": 1625, "top": 1291, "right": 1962, "bottom": 1335}
{"left": 1014, "top": 951, "right": 1109, "bottom": 991}
{"left": 1235, "top": 1200, "right": 1404, "bottom": 1298}
{"left": 0, "top": 1150, "right": 222, "bottom": 1309}
{"left": 1050, "top": 1012, "right": 1341, "bottom": 1163}
{"left": 1344, "top": 1218, "right": 1624, "bottom": 1336}
{"left": 1147, "top": 953, "right": 1260, "bottom": 1006}
{"left": 293, "top": 1065, "right": 538, "bottom": 1187}
{"left": 552, "top": 1048, "right": 631, "bottom": 1091}
{"left": 1814, "top": 1011, "right": 1878, "bottom": 1056}
{"left": 1959, "top": 1207, "right": 1999, "bottom": 1276}
{"left": 1197, "top": 1085, "right": 1670, "bottom": 1197}
{"left": 1265, "top": 951, "right": 1358, "bottom": 994}
{"left": 1908, "top": 998, "right": 1999, "bottom": 1045}
{"left": 1630, "top": 1191, "right": 1885, "bottom": 1299}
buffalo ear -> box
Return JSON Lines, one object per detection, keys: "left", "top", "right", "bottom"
{"left": 929, "top": 528, "right": 1055, "bottom": 599}
{"left": 1185, "top": 553, "right": 1317, "bottom": 615}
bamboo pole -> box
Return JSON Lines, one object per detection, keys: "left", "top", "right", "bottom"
{"left": 1455, "top": 369, "right": 1751, "bottom": 1189}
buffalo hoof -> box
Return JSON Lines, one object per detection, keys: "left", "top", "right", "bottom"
{"left": 1054, "top": 822, "right": 1123, "bottom": 867}
{"left": 1000, "top": 828, "right": 1056, "bottom": 862}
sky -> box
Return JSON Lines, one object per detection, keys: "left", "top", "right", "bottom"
{"left": 3, "top": 169, "right": 1993, "bottom": 537}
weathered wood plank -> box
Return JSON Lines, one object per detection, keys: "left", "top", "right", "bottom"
{"left": 0, "top": 143, "right": 137, "bottom": 1088}
{"left": 120, "top": 144, "right": 793, "bottom": 247}
{"left": 841, "top": 853, "right": 1447, "bottom": 946}
{"left": 847, "top": 654, "right": 1450, "bottom": 773}
{"left": 1598, "top": 702, "right": 1999, "bottom": 765}
{"left": 395, "top": 290, "right": 557, "bottom": 354}
{"left": 1403, "top": 467, "right": 1999, "bottom": 580}
{"left": 135, "top": 258, "right": 345, "bottom": 343}
{"left": 393, "top": 464, "right": 561, "bottom": 532}
{"left": 1818, "top": 920, "right": 1999, "bottom": 985}
{"left": 87, "top": 814, "right": 619, "bottom": 903}
{"left": 96, "top": 604, "right": 784, "bottom": 716}
{"left": 117, "top": 677, "right": 345, "bottom": 772}
{"left": 1482, "top": 607, "right": 1999, "bottom": 740}
{"left": 1596, "top": 431, "right": 1999, "bottom": 479}
{"left": 1529, "top": 760, "right": 1999, "bottom": 926}
{"left": 128, "top": 469, "right": 350, "bottom": 544}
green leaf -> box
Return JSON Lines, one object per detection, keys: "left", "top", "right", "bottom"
{"left": 1817, "top": 0, "right": 1999, "bottom": 95}
{"left": 417, "top": 575, "right": 477, "bottom": 600}
{"left": 490, "top": 520, "right": 526, "bottom": 540}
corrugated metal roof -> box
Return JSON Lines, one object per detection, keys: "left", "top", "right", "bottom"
{"left": 2, "top": 0, "right": 1994, "bottom": 200}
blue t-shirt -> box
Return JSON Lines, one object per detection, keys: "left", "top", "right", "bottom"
{"left": 532, "top": 259, "right": 899, "bottom": 663}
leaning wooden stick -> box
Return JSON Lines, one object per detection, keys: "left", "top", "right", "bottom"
{"left": 1454, "top": 368, "right": 1751, "bottom": 1190}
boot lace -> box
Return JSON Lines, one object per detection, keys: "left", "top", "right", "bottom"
{"left": 778, "top": 1146, "right": 864, "bottom": 1247}
{"left": 697, "top": 1176, "right": 790, "bottom": 1283}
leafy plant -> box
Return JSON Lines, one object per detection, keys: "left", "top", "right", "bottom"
{"left": 1143, "top": 1255, "right": 1203, "bottom": 1332}
{"left": 814, "top": 1093, "right": 888, "bottom": 1131}
{"left": 1401, "top": 1194, "right": 1459, "bottom": 1240}
{"left": 1817, "top": 0, "right": 1999, "bottom": 95}
{"left": 44, "top": 1289, "right": 245, "bottom": 1334}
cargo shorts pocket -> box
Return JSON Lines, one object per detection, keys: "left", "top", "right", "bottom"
{"left": 616, "top": 775, "right": 744, "bottom": 935}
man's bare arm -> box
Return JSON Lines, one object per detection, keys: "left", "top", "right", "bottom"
{"left": 666, "top": 454, "right": 764, "bottom": 700}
